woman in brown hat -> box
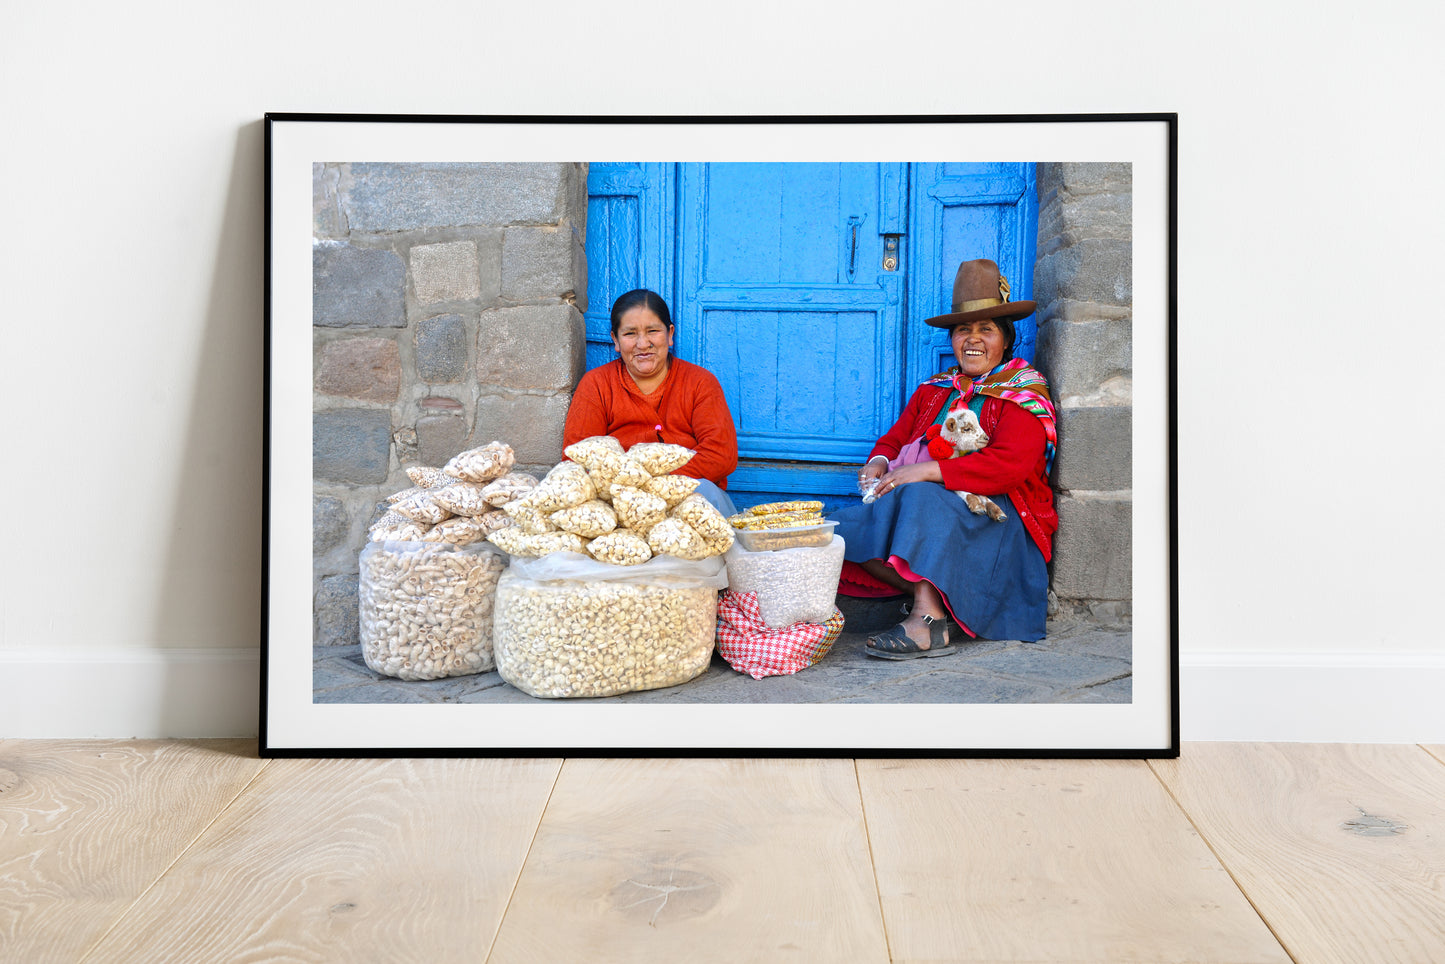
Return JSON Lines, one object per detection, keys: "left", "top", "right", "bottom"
{"left": 830, "top": 259, "right": 1059, "bottom": 657}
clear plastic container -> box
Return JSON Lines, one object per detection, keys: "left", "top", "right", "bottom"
{"left": 730, "top": 520, "right": 838, "bottom": 552}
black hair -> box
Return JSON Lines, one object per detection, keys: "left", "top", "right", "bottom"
{"left": 997, "top": 317, "right": 1017, "bottom": 362}
{"left": 609, "top": 289, "right": 673, "bottom": 336}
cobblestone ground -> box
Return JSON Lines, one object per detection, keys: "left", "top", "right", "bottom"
{"left": 314, "top": 596, "right": 1132, "bottom": 706}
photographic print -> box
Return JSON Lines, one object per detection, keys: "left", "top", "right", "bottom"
{"left": 264, "top": 114, "right": 1176, "bottom": 756}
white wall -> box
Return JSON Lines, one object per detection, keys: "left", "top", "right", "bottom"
{"left": 3, "top": 1, "right": 1441, "bottom": 741}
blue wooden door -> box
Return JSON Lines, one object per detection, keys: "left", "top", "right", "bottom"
{"left": 582, "top": 162, "right": 676, "bottom": 371}
{"left": 675, "top": 162, "right": 908, "bottom": 504}
{"left": 586, "top": 161, "right": 1037, "bottom": 510}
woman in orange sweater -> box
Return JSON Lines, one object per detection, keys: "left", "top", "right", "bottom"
{"left": 563, "top": 289, "right": 739, "bottom": 514}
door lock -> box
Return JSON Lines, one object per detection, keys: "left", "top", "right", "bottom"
{"left": 882, "top": 234, "right": 901, "bottom": 272}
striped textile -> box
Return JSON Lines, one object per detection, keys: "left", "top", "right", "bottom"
{"left": 924, "top": 359, "right": 1057, "bottom": 471}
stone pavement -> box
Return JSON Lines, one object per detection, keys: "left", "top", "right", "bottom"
{"left": 314, "top": 596, "right": 1131, "bottom": 706}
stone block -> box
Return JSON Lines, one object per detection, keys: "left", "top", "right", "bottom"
{"left": 569, "top": 227, "right": 588, "bottom": 313}
{"left": 313, "top": 242, "right": 406, "bottom": 328}
{"left": 415, "top": 412, "right": 470, "bottom": 467}
{"left": 501, "top": 227, "right": 583, "bottom": 302}
{"left": 1037, "top": 161, "right": 1132, "bottom": 203}
{"left": 1037, "top": 190, "right": 1133, "bottom": 252}
{"left": 1054, "top": 407, "right": 1132, "bottom": 491}
{"left": 1033, "top": 238, "right": 1132, "bottom": 311}
{"left": 314, "top": 337, "right": 400, "bottom": 402}
{"left": 415, "top": 314, "right": 468, "bottom": 383}
{"left": 1050, "top": 494, "right": 1131, "bottom": 601}
{"left": 410, "top": 240, "right": 481, "bottom": 305}
{"left": 315, "top": 573, "right": 359, "bottom": 647}
{"left": 1036, "top": 317, "right": 1132, "bottom": 400}
{"left": 475, "top": 393, "right": 572, "bottom": 465}
{"left": 314, "top": 410, "right": 392, "bottom": 483}
{"left": 563, "top": 163, "right": 588, "bottom": 243}
{"left": 313, "top": 163, "right": 344, "bottom": 239}
{"left": 313, "top": 496, "right": 348, "bottom": 555}
{"left": 343, "top": 162, "right": 568, "bottom": 232}
{"left": 475, "top": 305, "right": 584, "bottom": 390}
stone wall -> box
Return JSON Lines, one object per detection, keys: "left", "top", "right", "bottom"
{"left": 311, "top": 162, "right": 588, "bottom": 645}
{"left": 1032, "top": 162, "right": 1133, "bottom": 620}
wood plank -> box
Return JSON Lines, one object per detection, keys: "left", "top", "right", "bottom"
{"left": 1153, "top": 743, "right": 1445, "bottom": 964}
{"left": 1423, "top": 745, "right": 1445, "bottom": 767}
{"left": 82, "top": 756, "right": 561, "bottom": 963}
{"left": 858, "top": 758, "right": 1289, "bottom": 964}
{"left": 488, "top": 758, "right": 889, "bottom": 963}
{"left": 0, "top": 739, "right": 263, "bottom": 962}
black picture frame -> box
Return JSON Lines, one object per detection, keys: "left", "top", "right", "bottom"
{"left": 263, "top": 113, "right": 1177, "bottom": 757}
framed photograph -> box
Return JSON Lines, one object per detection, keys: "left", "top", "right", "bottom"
{"left": 264, "top": 113, "right": 1176, "bottom": 757}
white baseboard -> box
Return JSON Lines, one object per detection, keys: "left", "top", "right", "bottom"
{"left": 0, "top": 648, "right": 260, "bottom": 739}
{"left": 2, "top": 648, "right": 1441, "bottom": 743}
{"left": 1181, "top": 651, "right": 1445, "bottom": 743}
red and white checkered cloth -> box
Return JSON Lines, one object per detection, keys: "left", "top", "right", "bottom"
{"left": 716, "top": 590, "right": 845, "bottom": 680}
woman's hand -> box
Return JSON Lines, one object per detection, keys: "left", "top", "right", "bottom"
{"left": 859, "top": 456, "right": 888, "bottom": 484}
{"left": 873, "top": 459, "right": 943, "bottom": 498}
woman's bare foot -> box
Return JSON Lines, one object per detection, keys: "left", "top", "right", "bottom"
{"left": 895, "top": 609, "right": 950, "bottom": 650}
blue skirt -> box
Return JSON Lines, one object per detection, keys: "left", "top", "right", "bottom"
{"left": 830, "top": 482, "right": 1048, "bottom": 642}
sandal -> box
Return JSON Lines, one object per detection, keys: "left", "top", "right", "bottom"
{"left": 864, "top": 613, "right": 960, "bottom": 660}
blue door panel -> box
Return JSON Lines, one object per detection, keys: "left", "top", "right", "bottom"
{"left": 584, "top": 162, "right": 675, "bottom": 370}
{"left": 700, "top": 305, "right": 891, "bottom": 461}
{"left": 678, "top": 162, "right": 906, "bottom": 472}
{"left": 909, "top": 163, "right": 1038, "bottom": 387}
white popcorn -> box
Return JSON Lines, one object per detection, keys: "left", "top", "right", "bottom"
{"left": 480, "top": 471, "right": 540, "bottom": 507}
{"left": 585, "top": 529, "right": 653, "bottom": 566}
{"left": 522, "top": 461, "right": 597, "bottom": 513}
{"left": 610, "top": 484, "right": 668, "bottom": 531}
{"left": 672, "top": 494, "right": 735, "bottom": 551}
{"left": 390, "top": 493, "right": 451, "bottom": 526}
{"left": 405, "top": 465, "right": 455, "bottom": 489}
{"left": 626, "top": 442, "right": 696, "bottom": 475}
{"left": 550, "top": 499, "right": 619, "bottom": 538}
{"left": 646, "top": 517, "right": 713, "bottom": 561}
{"left": 430, "top": 482, "right": 492, "bottom": 517}
{"left": 358, "top": 541, "right": 506, "bottom": 680}
{"left": 487, "top": 526, "right": 583, "bottom": 558}
{"left": 492, "top": 571, "right": 717, "bottom": 698}
{"left": 420, "top": 515, "right": 495, "bottom": 546}
{"left": 563, "top": 435, "right": 624, "bottom": 467}
{"left": 443, "top": 441, "right": 515, "bottom": 483}
{"left": 644, "top": 474, "right": 701, "bottom": 508}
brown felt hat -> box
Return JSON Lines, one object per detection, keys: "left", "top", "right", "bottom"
{"left": 924, "top": 258, "right": 1036, "bottom": 328}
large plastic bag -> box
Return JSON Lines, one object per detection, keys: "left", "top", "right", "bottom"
{"left": 358, "top": 540, "right": 507, "bottom": 681}
{"left": 723, "top": 535, "right": 846, "bottom": 629}
{"left": 492, "top": 552, "right": 726, "bottom": 698}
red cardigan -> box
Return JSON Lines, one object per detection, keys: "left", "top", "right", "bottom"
{"left": 564, "top": 358, "right": 739, "bottom": 489}
{"left": 870, "top": 384, "right": 1057, "bottom": 561}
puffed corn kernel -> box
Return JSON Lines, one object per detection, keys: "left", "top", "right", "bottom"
{"left": 443, "top": 441, "right": 515, "bottom": 483}
{"left": 626, "top": 442, "right": 696, "bottom": 475}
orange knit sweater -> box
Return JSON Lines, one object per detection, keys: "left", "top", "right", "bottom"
{"left": 563, "top": 358, "right": 739, "bottom": 489}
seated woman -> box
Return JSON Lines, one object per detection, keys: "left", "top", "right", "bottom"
{"left": 564, "top": 288, "right": 739, "bottom": 515}
{"left": 831, "top": 259, "right": 1058, "bottom": 658}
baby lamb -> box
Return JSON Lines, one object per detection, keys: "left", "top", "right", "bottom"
{"left": 926, "top": 404, "right": 1007, "bottom": 522}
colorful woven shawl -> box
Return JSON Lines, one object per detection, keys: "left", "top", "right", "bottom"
{"left": 924, "top": 358, "right": 1058, "bottom": 471}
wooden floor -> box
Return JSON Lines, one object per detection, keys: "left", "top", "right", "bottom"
{"left": 2, "top": 743, "right": 1442, "bottom": 963}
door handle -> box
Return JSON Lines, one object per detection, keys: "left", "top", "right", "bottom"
{"left": 846, "top": 216, "right": 863, "bottom": 282}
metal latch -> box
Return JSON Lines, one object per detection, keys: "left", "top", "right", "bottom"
{"left": 882, "top": 234, "right": 901, "bottom": 272}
